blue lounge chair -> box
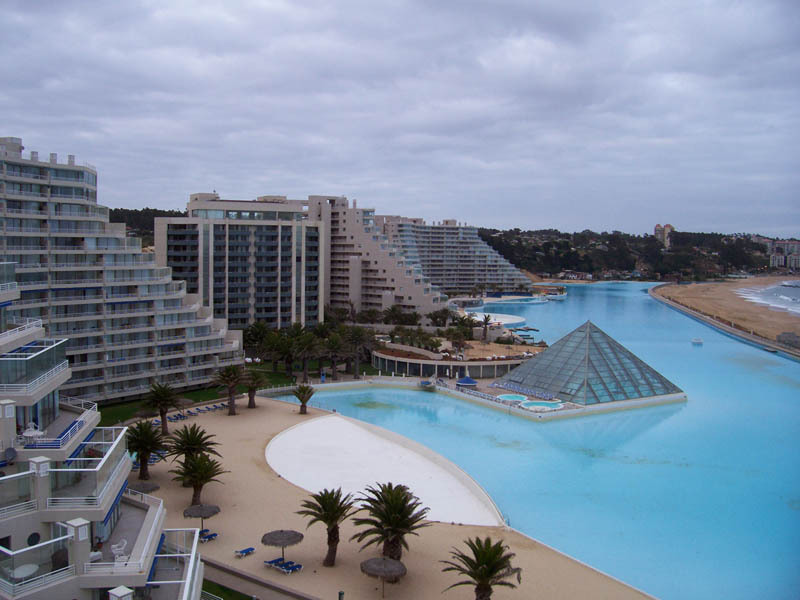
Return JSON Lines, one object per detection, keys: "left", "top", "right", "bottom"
{"left": 264, "top": 558, "right": 285, "bottom": 569}
{"left": 279, "top": 561, "right": 302, "bottom": 574}
{"left": 199, "top": 529, "right": 209, "bottom": 537}
{"left": 235, "top": 547, "right": 255, "bottom": 558}
{"left": 200, "top": 533, "right": 218, "bottom": 543}
{"left": 186, "top": 410, "right": 199, "bottom": 417}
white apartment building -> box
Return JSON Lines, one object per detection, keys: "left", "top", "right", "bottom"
{"left": 0, "top": 137, "right": 242, "bottom": 405}
{"left": 375, "top": 216, "right": 532, "bottom": 295}
{"left": 155, "top": 193, "right": 323, "bottom": 330}
{"left": 306, "top": 196, "right": 447, "bottom": 314}
{"left": 0, "top": 261, "right": 203, "bottom": 600}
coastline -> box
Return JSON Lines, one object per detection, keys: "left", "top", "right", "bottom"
{"left": 144, "top": 397, "right": 652, "bottom": 600}
{"left": 650, "top": 277, "right": 800, "bottom": 359}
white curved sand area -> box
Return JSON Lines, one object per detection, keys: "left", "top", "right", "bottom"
{"left": 267, "top": 414, "right": 503, "bottom": 526}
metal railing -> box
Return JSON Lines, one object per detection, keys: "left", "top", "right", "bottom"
{"left": 0, "top": 282, "right": 19, "bottom": 293}
{"left": 0, "top": 361, "right": 69, "bottom": 394}
{"left": 0, "top": 499, "right": 37, "bottom": 520}
{"left": 47, "top": 450, "right": 131, "bottom": 509}
{"left": 0, "top": 317, "right": 41, "bottom": 343}
{"left": 20, "top": 400, "right": 96, "bottom": 449}
{"left": 84, "top": 490, "right": 164, "bottom": 575}
{"left": 0, "top": 565, "right": 74, "bottom": 596}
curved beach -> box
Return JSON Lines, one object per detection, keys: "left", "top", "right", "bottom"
{"left": 651, "top": 276, "right": 800, "bottom": 355}
{"left": 144, "top": 399, "right": 651, "bottom": 600}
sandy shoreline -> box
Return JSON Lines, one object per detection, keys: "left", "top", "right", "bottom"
{"left": 142, "top": 399, "right": 652, "bottom": 600}
{"left": 652, "top": 276, "right": 800, "bottom": 344}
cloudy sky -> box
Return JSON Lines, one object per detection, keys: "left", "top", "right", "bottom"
{"left": 3, "top": 0, "right": 798, "bottom": 236}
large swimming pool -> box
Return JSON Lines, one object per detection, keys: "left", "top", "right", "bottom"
{"left": 280, "top": 282, "right": 800, "bottom": 599}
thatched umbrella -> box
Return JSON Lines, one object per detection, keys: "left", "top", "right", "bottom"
{"left": 361, "top": 557, "right": 407, "bottom": 597}
{"left": 183, "top": 504, "right": 220, "bottom": 530}
{"left": 260, "top": 529, "right": 304, "bottom": 560}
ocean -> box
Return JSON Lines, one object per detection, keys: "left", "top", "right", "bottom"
{"left": 736, "top": 279, "right": 800, "bottom": 315}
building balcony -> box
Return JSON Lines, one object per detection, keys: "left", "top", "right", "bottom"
{"left": 47, "top": 427, "right": 131, "bottom": 518}
{"left": 15, "top": 398, "right": 101, "bottom": 461}
{"left": 81, "top": 489, "right": 166, "bottom": 586}
{"left": 0, "top": 351, "right": 70, "bottom": 405}
{"left": 0, "top": 317, "right": 43, "bottom": 355}
{"left": 0, "top": 523, "right": 74, "bottom": 597}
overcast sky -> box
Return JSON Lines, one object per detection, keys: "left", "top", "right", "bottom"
{"left": 3, "top": 0, "right": 798, "bottom": 236}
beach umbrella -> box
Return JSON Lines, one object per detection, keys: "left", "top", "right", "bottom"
{"left": 183, "top": 504, "right": 220, "bottom": 530}
{"left": 360, "top": 557, "right": 407, "bottom": 598}
{"left": 456, "top": 376, "right": 478, "bottom": 386}
{"left": 260, "top": 529, "right": 304, "bottom": 560}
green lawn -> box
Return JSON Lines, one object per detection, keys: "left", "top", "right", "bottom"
{"left": 96, "top": 361, "right": 368, "bottom": 426}
{"left": 202, "top": 580, "right": 251, "bottom": 600}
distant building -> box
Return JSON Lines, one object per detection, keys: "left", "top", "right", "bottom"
{"left": 156, "top": 193, "right": 324, "bottom": 329}
{"left": 654, "top": 223, "right": 675, "bottom": 248}
{"left": 307, "top": 196, "right": 447, "bottom": 315}
{"left": 375, "top": 216, "right": 532, "bottom": 295}
{"left": 751, "top": 234, "right": 800, "bottom": 270}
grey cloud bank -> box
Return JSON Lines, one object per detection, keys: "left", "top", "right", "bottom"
{"left": 2, "top": 0, "right": 798, "bottom": 236}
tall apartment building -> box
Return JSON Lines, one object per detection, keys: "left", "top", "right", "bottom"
{"left": 375, "top": 216, "right": 532, "bottom": 295}
{"left": 654, "top": 223, "right": 674, "bottom": 248}
{"left": 0, "top": 261, "right": 203, "bottom": 600}
{"left": 155, "top": 193, "right": 324, "bottom": 329}
{"left": 0, "top": 137, "right": 242, "bottom": 405}
{"left": 307, "top": 196, "right": 447, "bottom": 314}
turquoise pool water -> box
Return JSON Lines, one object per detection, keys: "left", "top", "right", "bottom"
{"left": 497, "top": 393, "right": 527, "bottom": 402}
{"left": 279, "top": 282, "right": 800, "bottom": 599}
{"left": 520, "top": 400, "right": 563, "bottom": 409}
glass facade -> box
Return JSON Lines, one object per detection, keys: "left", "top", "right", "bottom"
{"left": 499, "top": 321, "right": 683, "bottom": 405}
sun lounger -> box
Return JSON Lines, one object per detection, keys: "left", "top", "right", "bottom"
{"left": 199, "top": 533, "right": 218, "bottom": 543}
{"left": 264, "top": 557, "right": 286, "bottom": 568}
{"left": 235, "top": 547, "right": 255, "bottom": 558}
{"left": 199, "top": 529, "right": 209, "bottom": 537}
{"left": 278, "top": 561, "right": 302, "bottom": 574}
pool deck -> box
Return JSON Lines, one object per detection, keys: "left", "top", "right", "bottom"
{"left": 143, "top": 395, "right": 653, "bottom": 600}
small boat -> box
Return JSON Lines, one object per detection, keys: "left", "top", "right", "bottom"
{"left": 691, "top": 338, "right": 703, "bottom": 346}
{"left": 546, "top": 292, "right": 567, "bottom": 301}
{"left": 764, "top": 347, "right": 778, "bottom": 353}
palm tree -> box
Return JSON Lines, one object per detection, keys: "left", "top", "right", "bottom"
{"left": 346, "top": 326, "right": 373, "bottom": 379}
{"left": 441, "top": 537, "right": 522, "bottom": 600}
{"left": 167, "top": 423, "right": 221, "bottom": 462}
{"left": 292, "top": 384, "right": 314, "bottom": 415}
{"left": 293, "top": 330, "right": 318, "bottom": 383}
{"left": 146, "top": 382, "right": 179, "bottom": 435}
{"left": 297, "top": 488, "right": 358, "bottom": 567}
{"left": 243, "top": 369, "right": 266, "bottom": 409}
{"left": 170, "top": 453, "right": 229, "bottom": 506}
{"left": 324, "top": 332, "right": 343, "bottom": 381}
{"left": 482, "top": 314, "right": 492, "bottom": 343}
{"left": 127, "top": 421, "right": 167, "bottom": 480}
{"left": 213, "top": 365, "right": 244, "bottom": 416}
{"left": 351, "top": 482, "right": 430, "bottom": 560}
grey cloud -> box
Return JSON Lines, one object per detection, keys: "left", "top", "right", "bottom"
{"left": 1, "top": 0, "right": 798, "bottom": 236}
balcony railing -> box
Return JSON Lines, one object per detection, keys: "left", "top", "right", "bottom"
{"left": 0, "top": 282, "right": 19, "bottom": 293}
{"left": 19, "top": 398, "right": 97, "bottom": 450}
{"left": 84, "top": 489, "right": 165, "bottom": 575}
{"left": 0, "top": 317, "right": 42, "bottom": 344}
{"left": 0, "top": 360, "right": 69, "bottom": 394}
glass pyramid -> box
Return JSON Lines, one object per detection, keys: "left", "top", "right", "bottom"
{"left": 497, "top": 321, "right": 682, "bottom": 405}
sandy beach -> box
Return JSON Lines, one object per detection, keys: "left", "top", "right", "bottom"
{"left": 653, "top": 276, "right": 800, "bottom": 342}
{"left": 142, "top": 398, "right": 651, "bottom": 600}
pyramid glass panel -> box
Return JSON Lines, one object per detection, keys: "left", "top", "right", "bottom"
{"left": 496, "top": 321, "right": 682, "bottom": 405}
